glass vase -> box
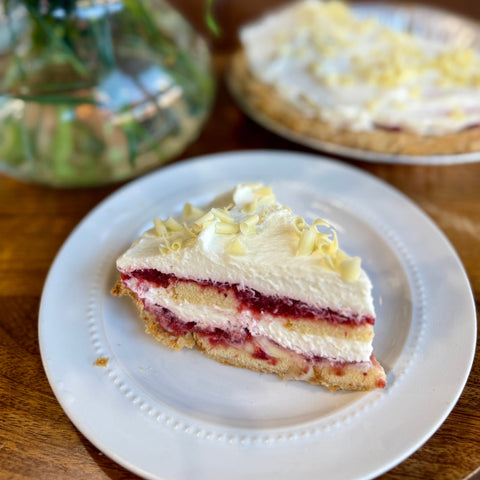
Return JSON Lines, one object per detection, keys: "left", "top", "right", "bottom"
{"left": 0, "top": 0, "right": 215, "bottom": 187}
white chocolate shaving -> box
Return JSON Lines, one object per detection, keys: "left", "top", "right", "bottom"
{"left": 153, "top": 217, "right": 167, "bottom": 236}
{"left": 212, "top": 208, "right": 235, "bottom": 224}
{"left": 215, "top": 222, "right": 240, "bottom": 235}
{"left": 165, "top": 217, "right": 183, "bottom": 232}
{"left": 193, "top": 211, "right": 215, "bottom": 232}
{"left": 327, "top": 230, "right": 338, "bottom": 257}
{"left": 254, "top": 186, "right": 273, "bottom": 197}
{"left": 315, "top": 234, "right": 331, "bottom": 255}
{"left": 294, "top": 216, "right": 306, "bottom": 232}
{"left": 183, "top": 223, "right": 197, "bottom": 238}
{"left": 296, "top": 229, "right": 317, "bottom": 256}
{"left": 245, "top": 214, "right": 259, "bottom": 226}
{"left": 257, "top": 193, "right": 276, "bottom": 205}
{"left": 182, "top": 202, "right": 204, "bottom": 219}
{"left": 169, "top": 237, "right": 183, "bottom": 251}
{"left": 338, "top": 257, "right": 362, "bottom": 281}
{"left": 240, "top": 225, "right": 256, "bottom": 235}
{"left": 226, "top": 237, "right": 247, "bottom": 255}
{"left": 240, "top": 214, "right": 259, "bottom": 235}
{"left": 312, "top": 218, "right": 330, "bottom": 230}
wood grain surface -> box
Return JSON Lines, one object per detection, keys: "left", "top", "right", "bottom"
{"left": 1, "top": 1, "right": 479, "bottom": 479}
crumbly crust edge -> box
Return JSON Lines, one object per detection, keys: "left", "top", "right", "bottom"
{"left": 112, "top": 278, "right": 195, "bottom": 350}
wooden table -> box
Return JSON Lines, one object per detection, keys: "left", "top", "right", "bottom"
{"left": 1, "top": 1, "right": 479, "bottom": 478}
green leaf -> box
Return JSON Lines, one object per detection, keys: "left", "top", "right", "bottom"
{"left": 123, "top": 122, "right": 139, "bottom": 168}
{"left": 205, "top": 0, "right": 220, "bottom": 37}
{"left": 51, "top": 106, "right": 74, "bottom": 176}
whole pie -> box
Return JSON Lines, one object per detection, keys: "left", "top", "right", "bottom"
{"left": 230, "top": 0, "right": 480, "bottom": 155}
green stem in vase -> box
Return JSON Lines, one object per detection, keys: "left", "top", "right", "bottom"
{"left": 19, "top": 115, "right": 35, "bottom": 166}
{"left": 22, "top": 2, "right": 89, "bottom": 77}
{"left": 205, "top": 0, "right": 220, "bottom": 36}
{"left": 51, "top": 105, "right": 74, "bottom": 176}
{"left": 86, "top": 5, "right": 116, "bottom": 70}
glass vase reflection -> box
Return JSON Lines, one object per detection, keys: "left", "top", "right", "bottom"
{"left": 0, "top": 0, "right": 214, "bottom": 187}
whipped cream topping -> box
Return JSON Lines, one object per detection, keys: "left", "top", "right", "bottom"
{"left": 117, "top": 183, "right": 375, "bottom": 319}
{"left": 240, "top": 0, "right": 480, "bottom": 135}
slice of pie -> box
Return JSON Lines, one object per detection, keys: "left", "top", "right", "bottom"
{"left": 113, "top": 183, "right": 386, "bottom": 391}
{"left": 229, "top": 0, "right": 480, "bottom": 155}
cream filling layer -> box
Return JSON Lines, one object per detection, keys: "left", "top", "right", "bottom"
{"left": 141, "top": 286, "right": 372, "bottom": 363}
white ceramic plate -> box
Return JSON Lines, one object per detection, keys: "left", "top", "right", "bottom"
{"left": 228, "top": 3, "right": 480, "bottom": 165}
{"left": 39, "top": 151, "right": 476, "bottom": 480}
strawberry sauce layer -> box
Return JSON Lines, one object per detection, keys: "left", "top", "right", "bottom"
{"left": 126, "top": 269, "right": 374, "bottom": 326}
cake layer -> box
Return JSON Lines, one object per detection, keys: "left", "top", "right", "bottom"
{"left": 119, "top": 275, "right": 375, "bottom": 363}
{"left": 127, "top": 270, "right": 374, "bottom": 325}
{"left": 123, "top": 273, "right": 374, "bottom": 339}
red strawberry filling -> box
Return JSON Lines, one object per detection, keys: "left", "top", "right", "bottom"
{"left": 125, "top": 269, "right": 374, "bottom": 326}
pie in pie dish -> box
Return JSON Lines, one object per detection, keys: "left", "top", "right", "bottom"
{"left": 113, "top": 183, "right": 386, "bottom": 391}
{"left": 229, "top": 0, "right": 480, "bottom": 155}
